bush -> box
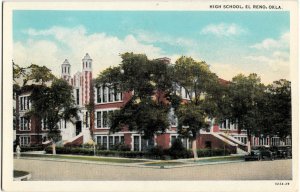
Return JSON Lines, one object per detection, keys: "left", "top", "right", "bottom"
{"left": 168, "top": 139, "right": 191, "bottom": 159}
{"left": 110, "top": 143, "right": 131, "bottom": 151}
{"left": 44, "top": 145, "right": 232, "bottom": 159}
{"left": 146, "top": 146, "right": 164, "bottom": 159}
{"left": 19, "top": 145, "right": 45, "bottom": 152}
{"left": 196, "top": 148, "right": 231, "bottom": 157}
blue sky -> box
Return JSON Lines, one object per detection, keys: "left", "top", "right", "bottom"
{"left": 13, "top": 11, "right": 290, "bottom": 83}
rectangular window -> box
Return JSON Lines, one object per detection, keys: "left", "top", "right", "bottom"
{"left": 115, "top": 136, "right": 120, "bottom": 144}
{"left": 102, "top": 136, "right": 107, "bottom": 150}
{"left": 103, "top": 86, "right": 108, "bottom": 102}
{"left": 109, "top": 136, "right": 114, "bottom": 149}
{"left": 103, "top": 111, "right": 108, "bottom": 127}
{"left": 96, "top": 136, "right": 102, "bottom": 145}
{"left": 97, "top": 87, "right": 102, "bottom": 103}
{"left": 120, "top": 136, "right": 124, "bottom": 144}
{"left": 171, "top": 136, "right": 177, "bottom": 145}
{"left": 86, "top": 112, "right": 89, "bottom": 127}
{"left": 76, "top": 89, "right": 80, "bottom": 105}
{"left": 20, "top": 97, "right": 23, "bottom": 110}
{"left": 20, "top": 136, "right": 30, "bottom": 146}
{"left": 109, "top": 88, "right": 114, "bottom": 102}
{"left": 19, "top": 117, "right": 30, "bottom": 131}
{"left": 134, "top": 136, "right": 140, "bottom": 151}
{"left": 114, "top": 89, "right": 120, "bottom": 101}
{"left": 42, "top": 118, "right": 47, "bottom": 130}
{"left": 27, "top": 97, "right": 29, "bottom": 109}
{"left": 97, "top": 112, "right": 101, "bottom": 128}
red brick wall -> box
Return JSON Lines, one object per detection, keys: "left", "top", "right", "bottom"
{"left": 156, "top": 134, "right": 170, "bottom": 149}
{"left": 124, "top": 133, "right": 132, "bottom": 148}
{"left": 65, "top": 135, "right": 83, "bottom": 146}
{"left": 196, "top": 134, "right": 236, "bottom": 153}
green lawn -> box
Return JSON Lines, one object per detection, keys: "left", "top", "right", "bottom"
{"left": 19, "top": 154, "right": 147, "bottom": 163}
{"left": 14, "top": 170, "right": 29, "bottom": 177}
{"left": 192, "top": 156, "right": 244, "bottom": 164}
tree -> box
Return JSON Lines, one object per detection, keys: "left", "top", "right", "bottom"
{"left": 96, "top": 52, "right": 173, "bottom": 140}
{"left": 264, "top": 79, "right": 291, "bottom": 139}
{"left": 28, "top": 78, "right": 79, "bottom": 154}
{"left": 172, "top": 56, "right": 221, "bottom": 160}
{"left": 13, "top": 62, "right": 56, "bottom": 144}
{"left": 226, "top": 73, "right": 265, "bottom": 152}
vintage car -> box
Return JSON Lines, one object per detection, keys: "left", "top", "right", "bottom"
{"left": 245, "top": 146, "right": 275, "bottom": 161}
{"left": 270, "top": 146, "right": 292, "bottom": 159}
{"left": 245, "top": 148, "right": 262, "bottom": 161}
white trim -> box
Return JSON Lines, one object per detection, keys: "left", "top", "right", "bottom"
{"left": 19, "top": 136, "right": 30, "bottom": 146}
{"left": 169, "top": 134, "right": 179, "bottom": 147}
{"left": 95, "top": 85, "right": 123, "bottom": 104}
{"left": 94, "top": 108, "right": 119, "bottom": 129}
{"left": 16, "top": 133, "right": 48, "bottom": 136}
{"left": 19, "top": 116, "right": 31, "bottom": 131}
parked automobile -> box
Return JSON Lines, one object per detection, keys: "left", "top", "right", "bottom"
{"left": 270, "top": 146, "right": 292, "bottom": 159}
{"left": 245, "top": 148, "right": 262, "bottom": 161}
{"left": 245, "top": 146, "right": 275, "bottom": 161}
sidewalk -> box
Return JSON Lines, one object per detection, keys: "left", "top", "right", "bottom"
{"left": 15, "top": 153, "right": 245, "bottom": 169}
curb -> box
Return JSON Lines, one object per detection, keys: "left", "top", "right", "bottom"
{"left": 13, "top": 173, "right": 31, "bottom": 181}
{"left": 15, "top": 156, "right": 244, "bottom": 169}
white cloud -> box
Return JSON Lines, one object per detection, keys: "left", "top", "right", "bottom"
{"left": 251, "top": 32, "right": 289, "bottom": 50}
{"left": 134, "top": 29, "right": 197, "bottom": 49}
{"left": 201, "top": 23, "right": 246, "bottom": 37}
{"left": 15, "top": 26, "right": 164, "bottom": 77}
{"left": 246, "top": 32, "right": 290, "bottom": 83}
{"left": 210, "top": 62, "right": 251, "bottom": 82}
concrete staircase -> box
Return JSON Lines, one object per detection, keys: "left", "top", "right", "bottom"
{"left": 211, "top": 132, "right": 248, "bottom": 154}
{"left": 63, "top": 133, "right": 84, "bottom": 146}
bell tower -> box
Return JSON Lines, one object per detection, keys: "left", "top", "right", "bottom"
{"left": 81, "top": 53, "right": 93, "bottom": 105}
{"left": 61, "top": 59, "right": 71, "bottom": 81}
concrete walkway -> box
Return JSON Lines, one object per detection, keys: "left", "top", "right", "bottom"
{"left": 14, "top": 158, "right": 292, "bottom": 180}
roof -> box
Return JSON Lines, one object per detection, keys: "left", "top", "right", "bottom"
{"left": 218, "top": 78, "right": 230, "bottom": 85}
{"left": 82, "top": 53, "right": 92, "bottom": 60}
{"left": 62, "top": 59, "right": 70, "bottom": 65}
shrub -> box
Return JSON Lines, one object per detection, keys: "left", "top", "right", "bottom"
{"left": 168, "top": 139, "right": 191, "bottom": 159}
{"left": 146, "top": 146, "right": 166, "bottom": 159}
{"left": 110, "top": 143, "right": 131, "bottom": 151}
{"left": 19, "top": 145, "right": 45, "bottom": 152}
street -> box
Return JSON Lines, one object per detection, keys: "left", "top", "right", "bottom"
{"left": 14, "top": 158, "right": 292, "bottom": 180}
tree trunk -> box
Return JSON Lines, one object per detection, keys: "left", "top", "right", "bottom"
{"left": 247, "top": 135, "right": 252, "bottom": 153}
{"left": 192, "top": 139, "right": 198, "bottom": 161}
{"left": 52, "top": 143, "right": 56, "bottom": 155}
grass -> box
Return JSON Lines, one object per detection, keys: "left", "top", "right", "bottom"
{"left": 193, "top": 156, "right": 244, "bottom": 164}
{"left": 14, "top": 170, "right": 29, "bottom": 177}
{"left": 19, "top": 154, "right": 147, "bottom": 163}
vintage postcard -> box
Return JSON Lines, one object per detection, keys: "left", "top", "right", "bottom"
{"left": 1, "top": 1, "right": 298, "bottom": 192}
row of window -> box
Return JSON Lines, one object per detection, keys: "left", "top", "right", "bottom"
{"left": 19, "top": 96, "right": 31, "bottom": 111}
{"left": 19, "top": 136, "right": 30, "bottom": 146}
{"left": 95, "top": 108, "right": 177, "bottom": 129}
{"left": 96, "top": 135, "right": 124, "bottom": 150}
{"left": 19, "top": 117, "right": 30, "bottom": 131}
{"left": 62, "top": 66, "right": 70, "bottom": 74}
{"left": 96, "top": 110, "right": 115, "bottom": 128}
{"left": 219, "top": 120, "right": 238, "bottom": 129}
{"left": 234, "top": 136, "right": 247, "bottom": 144}
{"left": 96, "top": 86, "right": 122, "bottom": 104}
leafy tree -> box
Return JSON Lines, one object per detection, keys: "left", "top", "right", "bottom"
{"left": 96, "top": 52, "right": 173, "bottom": 139}
{"left": 263, "top": 79, "right": 291, "bottom": 139}
{"left": 13, "top": 62, "right": 56, "bottom": 144}
{"left": 226, "top": 73, "right": 265, "bottom": 152}
{"left": 28, "top": 78, "right": 79, "bottom": 154}
{"left": 172, "top": 56, "right": 220, "bottom": 160}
